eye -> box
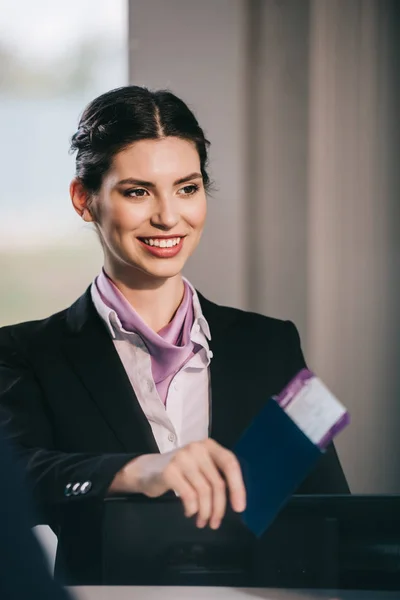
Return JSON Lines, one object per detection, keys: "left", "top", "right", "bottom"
{"left": 178, "top": 183, "right": 200, "bottom": 196}
{"left": 124, "top": 188, "right": 149, "bottom": 198}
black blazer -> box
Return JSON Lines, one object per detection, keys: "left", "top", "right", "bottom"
{"left": 0, "top": 289, "right": 349, "bottom": 582}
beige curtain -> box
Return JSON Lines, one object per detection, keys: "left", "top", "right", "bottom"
{"left": 129, "top": 0, "right": 400, "bottom": 492}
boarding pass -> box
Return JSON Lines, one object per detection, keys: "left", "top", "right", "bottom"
{"left": 275, "top": 369, "right": 350, "bottom": 449}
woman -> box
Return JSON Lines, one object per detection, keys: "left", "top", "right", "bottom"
{"left": 0, "top": 86, "right": 348, "bottom": 583}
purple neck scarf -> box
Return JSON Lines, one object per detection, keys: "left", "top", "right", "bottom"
{"left": 95, "top": 270, "right": 197, "bottom": 404}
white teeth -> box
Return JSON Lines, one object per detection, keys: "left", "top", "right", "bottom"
{"left": 142, "top": 237, "right": 181, "bottom": 248}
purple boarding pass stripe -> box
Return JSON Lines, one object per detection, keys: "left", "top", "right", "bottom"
{"left": 276, "top": 368, "right": 315, "bottom": 409}
{"left": 317, "top": 411, "right": 351, "bottom": 450}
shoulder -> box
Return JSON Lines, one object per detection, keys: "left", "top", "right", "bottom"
{"left": 198, "top": 293, "right": 307, "bottom": 378}
{"left": 0, "top": 287, "right": 92, "bottom": 356}
{"left": 197, "top": 292, "right": 301, "bottom": 346}
{"left": 0, "top": 309, "right": 68, "bottom": 357}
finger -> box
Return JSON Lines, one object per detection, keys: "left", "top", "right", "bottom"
{"left": 163, "top": 464, "right": 198, "bottom": 518}
{"left": 182, "top": 443, "right": 226, "bottom": 528}
{"left": 196, "top": 453, "right": 226, "bottom": 529}
{"left": 183, "top": 469, "right": 212, "bottom": 528}
{"left": 207, "top": 440, "right": 246, "bottom": 513}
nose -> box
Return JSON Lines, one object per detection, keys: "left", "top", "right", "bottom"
{"left": 150, "top": 195, "right": 179, "bottom": 230}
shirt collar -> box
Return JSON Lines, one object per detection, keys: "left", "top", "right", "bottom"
{"left": 182, "top": 276, "right": 211, "bottom": 341}
{"left": 91, "top": 281, "right": 118, "bottom": 338}
{"left": 91, "top": 275, "right": 211, "bottom": 343}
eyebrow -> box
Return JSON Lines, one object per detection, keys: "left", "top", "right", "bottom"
{"left": 116, "top": 172, "right": 203, "bottom": 188}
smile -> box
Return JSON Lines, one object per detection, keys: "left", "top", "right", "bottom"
{"left": 137, "top": 236, "right": 185, "bottom": 259}
{"left": 142, "top": 237, "right": 182, "bottom": 248}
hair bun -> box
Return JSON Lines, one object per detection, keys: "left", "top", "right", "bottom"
{"left": 70, "top": 125, "right": 91, "bottom": 153}
{"left": 70, "top": 122, "right": 116, "bottom": 154}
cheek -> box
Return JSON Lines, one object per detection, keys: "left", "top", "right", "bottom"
{"left": 186, "top": 198, "right": 207, "bottom": 229}
{"left": 100, "top": 199, "right": 148, "bottom": 232}
{"left": 197, "top": 202, "right": 207, "bottom": 229}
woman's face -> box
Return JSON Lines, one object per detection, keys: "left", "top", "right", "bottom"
{"left": 75, "top": 137, "right": 207, "bottom": 282}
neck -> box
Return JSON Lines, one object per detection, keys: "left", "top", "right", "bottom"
{"left": 103, "top": 261, "right": 185, "bottom": 332}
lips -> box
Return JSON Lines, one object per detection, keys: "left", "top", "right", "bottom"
{"left": 137, "top": 236, "right": 185, "bottom": 258}
{"left": 140, "top": 236, "right": 182, "bottom": 249}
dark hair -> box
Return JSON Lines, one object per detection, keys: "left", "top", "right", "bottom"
{"left": 70, "top": 85, "right": 211, "bottom": 194}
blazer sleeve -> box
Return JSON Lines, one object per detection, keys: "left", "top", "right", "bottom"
{"left": 284, "top": 321, "right": 350, "bottom": 495}
{"left": 0, "top": 429, "right": 72, "bottom": 600}
{"left": 0, "top": 332, "right": 139, "bottom": 526}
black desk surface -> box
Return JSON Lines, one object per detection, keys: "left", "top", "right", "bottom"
{"left": 100, "top": 495, "right": 400, "bottom": 590}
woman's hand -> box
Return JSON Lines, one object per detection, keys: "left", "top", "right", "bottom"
{"left": 109, "top": 439, "right": 246, "bottom": 529}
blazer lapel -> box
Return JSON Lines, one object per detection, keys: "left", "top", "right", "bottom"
{"left": 198, "top": 294, "right": 267, "bottom": 450}
{"left": 63, "top": 289, "right": 159, "bottom": 454}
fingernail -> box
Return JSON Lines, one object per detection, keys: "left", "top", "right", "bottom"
{"left": 234, "top": 498, "right": 246, "bottom": 513}
{"left": 197, "top": 519, "right": 206, "bottom": 528}
{"left": 185, "top": 504, "right": 198, "bottom": 518}
{"left": 210, "top": 520, "right": 220, "bottom": 530}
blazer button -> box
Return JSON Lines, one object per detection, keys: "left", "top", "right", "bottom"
{"left": 64, "top": 483, "right": 72, "bottom": 497}
{"left": 72, "top": 483, "right": 81, "bottom": 496}
{"left": 80, "top": 481, "right": 92, "bottom": 495}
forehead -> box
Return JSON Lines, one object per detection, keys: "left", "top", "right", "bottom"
{"left": 111, "top": 137, "right": 200, "bottom": 179}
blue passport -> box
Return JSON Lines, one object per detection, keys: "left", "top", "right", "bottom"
{"left": 232, "top": 398, "right": 323, "bottom": 537}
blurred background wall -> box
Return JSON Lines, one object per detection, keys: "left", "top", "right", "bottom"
{"left": 0, "top": 1, "right": 399, "bottom": 564}
{"left": 129, "top": 0, "right": 400, "bottom": 495}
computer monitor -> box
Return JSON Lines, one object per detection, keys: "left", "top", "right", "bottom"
{"left": 101, "top": 494, "right": 400, "bottom": 590}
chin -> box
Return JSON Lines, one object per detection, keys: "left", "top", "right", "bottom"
{"left": 138, "top": 261, "right": 185, "bottom": 281}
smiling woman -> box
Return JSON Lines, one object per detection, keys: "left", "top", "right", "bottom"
{"left": 0, "top": 85, "right": 349, "bottom": 585}
{"left": 71, "top": 137, "right": 207, "bottom": 296}
{"left": 68, "top": 88, "right": 210, "bottom": 331}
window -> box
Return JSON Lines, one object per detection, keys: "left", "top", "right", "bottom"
{"left": 0, "top": 0, "right": 127, "bottom": 326}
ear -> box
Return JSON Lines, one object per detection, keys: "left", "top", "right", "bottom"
{"left": 70, "top": 178, "right": 95, "bottom": 222}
